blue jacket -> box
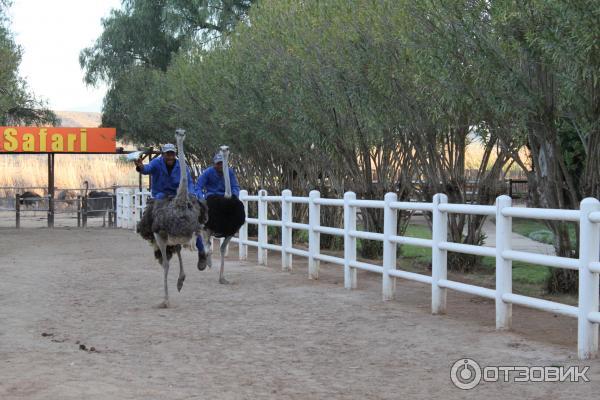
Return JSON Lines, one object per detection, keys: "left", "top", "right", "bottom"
{"left": 139, "top": 156, "right": 194, "bottom": 199}
{"left": 195, "top": 166, "right": 240, "bottom": 199}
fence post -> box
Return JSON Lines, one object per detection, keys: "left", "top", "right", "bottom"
{"left": 77, "top": 195, "right": 82, "bottom": 228}
{"left": 108, "top": 197, "right": 115, "bottom": 228}
{"left": 308, "top": 190, "right": 321, "bottom": 279}
{"left": 281, "top": 189, "right": 293, "bottom": 271}
{"left": 132, "top": 192, "right": 139, "bottom": 225}
{"left": 131, "top": 191, "right": 137, "bottom": 229}
{"left": 121, "top": 190, "right": 127, "bottom": 229}
{"left": 431, "top": 193, "right": 448, "bottom": 314}
{"left": 141, "top": 190, "right": 148, "bottom": 212}
{"left": 578, "top": 197, "right": 600, "bottom": 359}
{"left": 238, "top": 189, "right": 248, "bottom": 260}
{"left": 258, "top": 189, "right": 268, "bottom": 265}
{"left": 15, "top": 194, "right": 20, "bottom": 229}
{"left": 110, "top": 186, "right": 118, "bottom": 227}
{"left": 344, "top": 192, "right": 357, "bottom": 289}
{"left": 382, "top": 192, "right": 398, "bottom": 301}
{"left": 117, "top": 188, "right": 125, "bottom": 228}
{"left": 47, "top": 194, "right": 54, "bottom": 228}
{"left": 495, "top": 195, "right": 513, "bottom": 330}
{"left": 82, "top": 196, "right": 88, "bottom": 228}
{"left": 124, "top": 191, "right": 131, "bottom": 229}
{"left": 128, "top": 190, "right": 135, "bottom": 229}
{"left": 115, "top": 190, "right": 121, "bottom": 228}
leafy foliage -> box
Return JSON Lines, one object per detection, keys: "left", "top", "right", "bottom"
{"left": 84, "top": 0, "right": 600, "bottom": 289}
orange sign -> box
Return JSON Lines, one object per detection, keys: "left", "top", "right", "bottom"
{"left": 0, "top": 127, "right": 116, "bottom": 153}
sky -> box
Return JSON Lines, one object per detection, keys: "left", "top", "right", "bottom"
{"left": 9, "top": 0, "right": 122, "bottom": 113}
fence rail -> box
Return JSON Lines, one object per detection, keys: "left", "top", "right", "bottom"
{"left": 116, "top": 188, "right": 600, "bottom": 360}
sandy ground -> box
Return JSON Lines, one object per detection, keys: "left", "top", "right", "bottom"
{"left": 0, "top": 228, "right": 599, "bottom": 399}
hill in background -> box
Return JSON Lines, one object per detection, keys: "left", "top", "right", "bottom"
{"left": 55, "top": 111, "right": 102, "bottom": 128}
{"left": 54, "top": 111, "right": 135, "bottom": 151}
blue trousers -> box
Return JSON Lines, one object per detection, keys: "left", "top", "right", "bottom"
{"left": 196, "top": 236, "right": 205, "bottom": 253}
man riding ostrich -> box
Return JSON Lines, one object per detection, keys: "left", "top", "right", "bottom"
{"left": 134, "top": 130, "right": 207, "bottom": 307}
{"left": 195, "top": 146, "right": 245, "bottom": 284}
{"left": 134, "top": 143, "right": 194, "bottom": 199}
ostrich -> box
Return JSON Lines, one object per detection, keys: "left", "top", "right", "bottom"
{"left": 19, "top": 191, "right": 42, "bottom": 209}
{"left": 83, "top": 181, "right": 115, "bottom": 227}
{"left": 136, "top": 129, "right": 207, "bottom": 308}
{"left": 57, "top": 189, "right": 77, "bottom": 209}
{"left": 199, "top": 146, "right": 246, "bottom": 284}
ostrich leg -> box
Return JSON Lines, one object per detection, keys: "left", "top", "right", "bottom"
{"left": 219, "top": 236, "right": 233, "bottom": 284}
{"left": 202, "top": 230, "right": 213, "bottom": 269}
{"left": 176, "top": 247, "right": 186, "bottom": 292}
{"left": 154, "top": 232, "right": 170, "bottom": 308}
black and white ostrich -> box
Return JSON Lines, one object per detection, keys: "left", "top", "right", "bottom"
{"left": 136, "top": 129, "right": 207, "bottom": 307}
{"left": 200, "top": 146, "right": 246, "bottom": 284}
{"left": 19, "top": 191, "right": 42, "bottom": 208}
{"left": 83, "top": 181, "right": 115, "bottom": 227}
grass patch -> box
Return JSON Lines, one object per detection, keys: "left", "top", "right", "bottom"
{"left": 398, "top": 223, "right": 554, "bottom": 299}
{"left": 480, "top": 256, "right": 550, "bottom": 285}
{"left": 512, "top": 264, "right": 551, "bottom": 285}
{"left": 293, "top": 229, "right": 308, "bottom": 244}
{"left": 512, "top": 218, "right": 577, "bottom": 245}
{"left": 398, "top": 224, "right": 432, "bottom": 264}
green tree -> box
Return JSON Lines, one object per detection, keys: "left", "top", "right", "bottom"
{"left": 407, "top": 0, "right": 599, "bottom": 290}
{"left": 80, "top": 0, "right": 254, "bottom": 140}
{"left": 84, "top": 0, "right": 600, "bottom": 286}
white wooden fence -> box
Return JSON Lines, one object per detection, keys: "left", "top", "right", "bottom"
{"left": 115, "top": 188, "right": 150, "bottom": 229}
{"left": 116, "top": 188, "right": 600, "bottom": 360}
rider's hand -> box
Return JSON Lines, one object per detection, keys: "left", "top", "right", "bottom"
{"left": 134, "top": 158, "right": 143, "bottom": 169}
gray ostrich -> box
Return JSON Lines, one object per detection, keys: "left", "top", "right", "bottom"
{"left": 137, "top": 129, "right": 207, "bottom": 308}
{"left": 199, "top": 146, "right": 246, "bottom": 284}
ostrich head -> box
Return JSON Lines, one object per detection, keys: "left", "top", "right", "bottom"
{"left": 220, "top": 145, "right": 229, "bottom": 157}
{"left": 175, "top": 128, "right": 186, "bottom": 141}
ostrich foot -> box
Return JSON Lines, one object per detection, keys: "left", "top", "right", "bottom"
{"left": 219, "top": 277, "right": 230, "bottom": 285}
{"left": 157, "top": 300, "right": 170, "bottom": 308}
{"left": 197, "top": 252, "right": 207, "bottom": 271}
{"left": 177, "top": 275, "right": 186, "bottom": 292}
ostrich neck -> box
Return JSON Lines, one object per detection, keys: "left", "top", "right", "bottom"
{"left": 175, "top": 136, "right": 188, "bottom": 201}
{"left": 223, "top": 152, "right": 232, "bottom": 199}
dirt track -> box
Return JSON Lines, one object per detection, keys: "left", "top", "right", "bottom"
{"left": 0, "top": 228, "right": 598, "bottom": 399}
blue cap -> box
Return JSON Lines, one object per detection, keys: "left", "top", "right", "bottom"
{"left": 161, "top": 143, "right": 176, "bottom": 153}
{"left": 213, "top": 153, "right": 224, "bottom": 163}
